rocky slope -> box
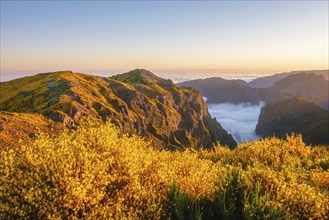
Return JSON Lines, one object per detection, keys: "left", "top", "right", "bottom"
{"left": 256, "top": 97, "right": 329, "bottom": 145}
{"left": 0, "top": 69, "right": 237, "bottom": 149}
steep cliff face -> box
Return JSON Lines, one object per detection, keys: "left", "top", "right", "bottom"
{"left": 0, "top": 69, "right": 237, "bottom": 149}
{"left": 256, "top": 97, "right": 329, "bottom": 145}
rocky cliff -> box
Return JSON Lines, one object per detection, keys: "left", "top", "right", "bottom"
{"left": 256, "top": 97, "right": 329, "bottom": 145}
{"left": 0, "top": 69, "right": 237, "bottom": 149}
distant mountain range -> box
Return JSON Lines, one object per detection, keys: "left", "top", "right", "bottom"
{"left": 180, "top": 70, "right": 329, "bottom": 145}
{"left": 180, "top": 77, "right": 260, "bottom": 104}
{"left": 248, "top": 70, "right": 328, "bottom": 88}
{"left": 0, "top": 69, "right": 237, "bottom": 150}
{"left": 180, "top": 70, "right": 329, "bottom": 110}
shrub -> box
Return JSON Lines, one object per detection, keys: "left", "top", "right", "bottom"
{"left": 0, "top": 122, "right": 221, "bottom": 219}
{"left": 168, "top": 167, "right": 280, "bottom": 220}
{"left": 0, "top": 122, "right": 328, "bottom": 219}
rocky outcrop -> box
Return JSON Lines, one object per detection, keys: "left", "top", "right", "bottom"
{"left": 0, "top": 69, "right": 237, "bottom": 149}
{"left": 256, "top": 97, "right": 329, "bottom": 145}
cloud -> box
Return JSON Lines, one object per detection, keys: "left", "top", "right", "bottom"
{"left": 208, "top": 102, "right": 265, "bottom": 143}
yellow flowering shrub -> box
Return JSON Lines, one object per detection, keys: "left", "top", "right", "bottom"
{"left": 0, "top": 122, "right": 222, "bottom": 219}
{"left": 232, "top": 135, "right": 329, "bottom": 219}
{"left": 1, "top": 122, "right": 328, "bottom": 219}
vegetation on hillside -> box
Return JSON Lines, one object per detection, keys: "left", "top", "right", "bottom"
{"left": 0, "top": 112, "right": 64, "bottom": 149}
{"left": 0, "top": 70, "right": 237, "bottom": 149}
{"left": 1, "top": 121, "right": 328, "bottom": 219}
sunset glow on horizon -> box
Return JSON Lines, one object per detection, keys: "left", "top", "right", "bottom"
{"left": 1, "top": 1, "right": 328, "bottom": 79}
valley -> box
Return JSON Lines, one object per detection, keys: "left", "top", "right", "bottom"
{"left": 181, "top": 70, "right": 329, "bottom": 145}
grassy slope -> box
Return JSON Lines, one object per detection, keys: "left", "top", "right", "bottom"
{"left": 0, "top": 70, "right": 236, "bottom": 149}
{"left": 0, "top": 111, "right": 64, "bottom": 149}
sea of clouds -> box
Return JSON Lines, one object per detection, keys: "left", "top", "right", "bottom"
{"left": 159, "top": 72, "right": 271, "bottom": 83}
{"left": 1, "top": 69, "right": 273, "bottom": 83}
{"left": 208, "top": 102, "right": 265, "bottom": 143}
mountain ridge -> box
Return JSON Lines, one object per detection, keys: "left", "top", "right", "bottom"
{"left": 0, "top": 69, "right": 237, "bottom": 149}
{"left": 248, "top": 70, "right": 328, "bottom": 88}
{"left": 180, "top": 71, "right": 329, "bottom": 110}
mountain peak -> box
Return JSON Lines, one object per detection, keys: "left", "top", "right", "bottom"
{"left": 111, "top": 69, "right": 172, "bottom": 85}
{"left": 274, "top": 72, "right": 325, "bottom": 87}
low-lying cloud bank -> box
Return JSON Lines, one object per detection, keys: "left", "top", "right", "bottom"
{"left": 208, "top": 102, "right": 265, "bottom": 143}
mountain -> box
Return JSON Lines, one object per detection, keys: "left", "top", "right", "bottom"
{"left": 180, "top": 71, "right": 328, "bottom": 144}
{"left": 256, "top": 97, "right": 329, "bottom": 145}
{"left": 181, "top": 72, "right": 329, "bottom": 110}
{"left": 179, "top": 77, "right": 261, "bottom": 104}
{"left": 248, "top": 72, "right": 292, "bottom": 89}
{"left": 0, "top": 69, "right": 237, "bottom": 149}
{"left": 264, "top": 73, "right": 329, "bottom": 110}
{"left": 248, "top": 70, "right": 329, "bottom": 88}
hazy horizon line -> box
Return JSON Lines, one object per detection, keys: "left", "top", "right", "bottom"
{"left": 2, "top": 67, "right": 328, "bottom": 74}
{"left": 1, "top": 68, "right": 328, "bottom": 83}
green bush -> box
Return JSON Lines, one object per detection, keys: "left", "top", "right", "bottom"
{"left": 168, "top": 167, "right": 280, "bottom": 220}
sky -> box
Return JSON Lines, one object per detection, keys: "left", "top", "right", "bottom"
{"left": 1, "top": 1, "right": 328, "bottom": 81}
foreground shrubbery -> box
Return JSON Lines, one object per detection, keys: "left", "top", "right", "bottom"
{"left": 1, "top": 122, "right": 328, "bottom": 219}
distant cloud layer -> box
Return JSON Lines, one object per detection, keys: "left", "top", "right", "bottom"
{"left": 208, "top": 102, "right": 265, "bottom": 143}
{"left": 1, "top": 70, "right": 270, "bottom": 83}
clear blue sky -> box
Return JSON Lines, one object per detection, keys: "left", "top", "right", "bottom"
{"left": 1, "top": 1, "right": 328, "bottom": 76}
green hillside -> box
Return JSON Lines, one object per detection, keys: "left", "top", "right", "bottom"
{"left": 0, "top": 70, "right": 236, "bottom": 150}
